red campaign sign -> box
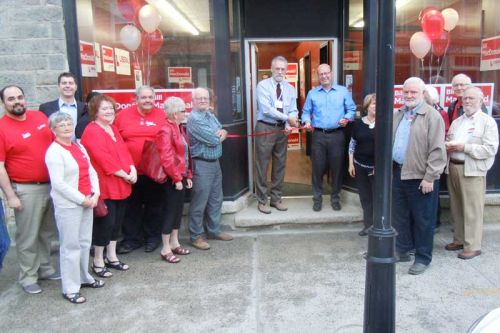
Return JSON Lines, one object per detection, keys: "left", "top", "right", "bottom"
{"left": 94, "top": 89, "right": 194, "bottom": 113}
{"left": 287, "top": 63, "right": 298, "bottom": 77}
{"left": 102, "top": 47, "right": 114, "bottom": 64}
{"left": 80, "top": 42, "right": 95, "bottom": 66}
{"left": 168, "top": 67, "right": 191, "bottom": 78}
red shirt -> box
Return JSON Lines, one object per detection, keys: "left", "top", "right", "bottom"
{"left": 0, "top": 110, "right": 53, "bottom": 182}
{"left": 114, "top": 105, "right": 165, "bottom": 169}
{"left": 57, "top": 142, "right": 92, "bottom": 195}
{"left": 81, "top": 122, "right": 133, "bottom": 200}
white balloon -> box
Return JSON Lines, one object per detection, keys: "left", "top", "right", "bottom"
{"left": 119, "top": 24, "right": 141, "bottom": 51}
{"left": 441, "top": 8, "right": 459, "bottom": 32}
{"left": 139, "top": 5, "right": 161, "bottom": 33}
{"left": 409, "top": 32, "right": 431, "bottom": 59}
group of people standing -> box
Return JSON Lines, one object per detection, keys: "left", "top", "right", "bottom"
{"left": 0, "top": 73, "right": 232, "bottom": 303}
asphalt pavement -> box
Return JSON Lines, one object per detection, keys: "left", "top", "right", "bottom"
{"left": 1, "top": 222, "right": 499, "bottom": 333}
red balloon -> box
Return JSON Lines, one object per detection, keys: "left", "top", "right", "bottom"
{"left": 418, "top": 6, "right": 438, "bottom": 22}
{"left": 421, "top": 9, "right": 445, "bottom": 40}
{"left": 432, "top": 31, "right": 449, "bottom": 57}
{"left": 117, "top": 0, "right": 143, "bottom": 21}
{"left": 141, "top": 29, "right": 164, "bottom": 55}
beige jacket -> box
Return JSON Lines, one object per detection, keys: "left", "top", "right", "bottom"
{"left": 446, "top": 111, "right": 499, "bottom": 176}
{"left": 393, "top": 102, "right": 446, "bottom": 182}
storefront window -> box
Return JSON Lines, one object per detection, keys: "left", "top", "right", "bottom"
{"left": 76, "top": 0, "right": 216, "bottom": 111}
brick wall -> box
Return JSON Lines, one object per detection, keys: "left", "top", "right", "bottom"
{"left": 0, "top": 0, "right": 68, "bottom": 115}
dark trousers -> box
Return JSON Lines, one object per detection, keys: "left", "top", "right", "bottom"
{"left": 311, "top": 130, "right": 345, "bottom": 204}
{"left": 162, "top": 179, "right": 186, "bottom": 235}
{"left": 254, "top": 121, "right": 288, "bottom": 204}
{"left": 121, "top": 175, "right": 165, "bottom": 247}
{"left": 392, "top": 166, "right": 438, "bottom": 265}
{"left": 93, "top": 199, "right": 126, "bottom": 246}
{"left": 355, "top": 163, "right": 374, "bottom": 228}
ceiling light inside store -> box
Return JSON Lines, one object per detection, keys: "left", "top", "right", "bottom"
{"left": 147, "top": 0, "right": 200, "bottom": 36}
{"left": 352, "top": 19, "right": 364, "bottom": 28}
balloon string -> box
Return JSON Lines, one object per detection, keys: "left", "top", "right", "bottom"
{"left": 435, "top": 38, "right": 450, "bottom": 84}
{"left": 429, "top": 51, "right": 433, "bottom": 84}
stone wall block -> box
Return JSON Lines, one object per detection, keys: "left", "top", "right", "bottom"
{"left": 48, "top": 54, "right": 69, "bottom": 70}
{"left": 0, "top": 55, "right": 47, "bottom": 70}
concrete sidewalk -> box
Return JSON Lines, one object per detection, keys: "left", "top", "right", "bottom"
{"left": 1, "top": 223, "right": 499, "bottom": 333}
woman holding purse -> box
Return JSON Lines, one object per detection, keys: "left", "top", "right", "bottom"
{"left": 81, "top": 95, "right": 136, "bottom": 277}
{"left": 156, "top": 97, "right": 193, "bottom": 263}
{"left": 45, "top": 112, "right": 103, "bottom": 304}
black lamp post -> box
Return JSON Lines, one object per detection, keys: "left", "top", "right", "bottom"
{"left": 363, "top": 0, "right": 397, "bottom": 332}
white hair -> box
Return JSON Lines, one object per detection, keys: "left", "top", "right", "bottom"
{"left": 464, "top": 86, "right": 484, "bottom": 100}
{"left": 452, "top": 73, "right": 472, "bottom": 85}
{"left": 403, "top": 77, "right": 426, "bottom": 91}
{"left": 424, "top": 85, "right": 439, "bottom": 105}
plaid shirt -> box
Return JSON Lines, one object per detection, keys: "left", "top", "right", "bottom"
{"left": 187, "top": 109, "right": 222, "bottom": 160}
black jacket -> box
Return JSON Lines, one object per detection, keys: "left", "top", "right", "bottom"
{"left": 39, "top": 99, "right": 86, "bottom": 120}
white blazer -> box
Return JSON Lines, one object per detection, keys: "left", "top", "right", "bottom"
{"left": 45, "top": 141, "right": 100, "bottom": 208}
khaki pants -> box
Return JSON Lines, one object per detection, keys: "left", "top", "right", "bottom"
{"left": 12, "top": 183, "right": 56, "bottom": 287}
{"left": 447, "top": 163, "right": 486, "bottom": 251}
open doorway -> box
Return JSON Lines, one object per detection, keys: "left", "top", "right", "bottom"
{"left": 244, "top": 38, "right": 338, "bottom": 197}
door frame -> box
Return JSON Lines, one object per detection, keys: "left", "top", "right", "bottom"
{"left": 243, "top": 37, "right": 339, "bottom": 196}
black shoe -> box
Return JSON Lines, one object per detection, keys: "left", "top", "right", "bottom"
{"left": 116, "top": 243, "right": 140, "bottom": 254}
{"left": 313, "top": 202, "right": 322, "bottom": 212}
{"left": 358, "top": 227, "right": 369, "bottom": 236}
{"left": 397, "top": 252, "right": 411, "bottom": 262}
{"left": 331, "top": 202, "right": 341, "bottom": 211}
{"left": 144, "top": 242, "right": 160, "bottom": 253}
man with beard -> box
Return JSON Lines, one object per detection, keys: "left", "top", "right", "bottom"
{"left": 255, "top": 56, "right": 298, "bottom": 214}
{"left": 392, "top": 77, "right": 446, "bottom": 275}
{"left": 39, "top": 72, "right": 85, "bottom": 130}
{"left": 114, "top": 85, "right": 165, "bottom": 254}
{"left": 0, "top": 85, "right": 59, "bottom": 293}
{"left": 302, "top": 64, "right": 356, "bottom": 211}
{"left": 445, "top": 86, "right": 498, "bottom": 259}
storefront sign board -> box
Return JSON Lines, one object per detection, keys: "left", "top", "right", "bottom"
{"left": 95, "top": 89, "right": 194, "bottom": 113}
{"left": 79, "top": 41, "right": 97, "bottom": 77}
{"left": 480, "top": 36, "right": 500, "bottom": 71}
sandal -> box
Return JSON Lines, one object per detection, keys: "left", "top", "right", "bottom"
{"left": 172, "top": 246, "right": 190, "bottom": 255}
{"left": 81, "top": 279, "right": 105, "bottom": 289}
{"left": 104, "top": 258, "right": 129, "bottom": 271}
{"left": 92, "top": 262, "right": 113, "bottom": 278}
{"left": 63, "top": 292, "right": 86, "bottom": 304}
{"left": 160, "top": 252, "right": 180, "bottom": 263}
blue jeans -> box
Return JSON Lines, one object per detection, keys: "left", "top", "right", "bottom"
{"left": 188, "top": 159, "right": 223, "bottom": 241}
{"left": 392, "top": 166, "right": 438, "bottom": 265}
{"left": 0, "top": 200, "right": 10, "bottom": 271}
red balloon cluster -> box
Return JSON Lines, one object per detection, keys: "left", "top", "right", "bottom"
{"left": 117, "top": 0, "right": 143, "bottom": 21}
{"left": 141, "top": 29, "right": 164, "bottom": 55}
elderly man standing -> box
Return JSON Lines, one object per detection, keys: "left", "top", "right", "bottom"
{"left": 0, "top": 85, "right": 59, "bottom": 293}
{"left": 255, "top": 56, "right": 298, "bottom": 214}
{"left": 392, "top": 77, "right": 446, "bottom": 275}
{"left": 445, "top": 86, "right": 499, "bottom": 259}
{"left": 114, "top": 85, "right": 164, "bottom": 254}
{"left": 187, "top": 87, "right": 232, "bottom": 250}
{"left": 302, "top": 64, "right": 356, "bottom": 211}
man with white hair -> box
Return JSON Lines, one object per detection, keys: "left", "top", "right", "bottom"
{"left": 448, "top": 74, "right": 487, "bottom": 124}
{"left": 392, "top": 77, "right": 446, "bottom": 275}
{"left": 444, "top": 86, "right": 499, "bottom": 259}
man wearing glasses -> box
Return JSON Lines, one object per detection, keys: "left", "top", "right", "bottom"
{"left": 448, "top": 74, "right": 487, "bottom": 124}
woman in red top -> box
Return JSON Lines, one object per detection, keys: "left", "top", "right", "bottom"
{"left": 81, "top": 95, "right": 137, "bottom": 277}
{"left": 156, "top": 97, "right": 193, "bottom": 263}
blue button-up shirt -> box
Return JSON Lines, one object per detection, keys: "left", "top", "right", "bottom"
{"left": 256, "top": 78, "right": 298, "bottom": 126}
{"left": 58, "top": 98, "right": 78, "bottom": 128}
{"left": 392, "top": 102, "right": 423, "bottom": 164}
{"left": 301, "top": 85, "right": 356, "bottom": 129}
{"left": 187, "top": 109, "right": 223, "bottom": 160}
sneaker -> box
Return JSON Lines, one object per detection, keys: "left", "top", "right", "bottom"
{"left": 258, "top": 202, "right": 271, "bottom": 214}
{"left": 23, "top": 283, "right": 42, "bottom": 294}
{"left": 191, "top": 237, "right": 210, "bottom": 250}
{"left": 270, "top": 200, "right": 288, "bottom": 211}
{"left": 397, "top": 252, "right": 411, "bottom": 262}
{"left": 208, "top": 233, "right": 233, "bottom": 241}
{"left": 408, "top": 262, "right": 428, "bottom": 275}
{"left": 40, "top": 272, "right": 61, "bottom": 280}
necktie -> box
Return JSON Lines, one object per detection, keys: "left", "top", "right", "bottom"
{"left": 276, "top": 83, "right": 283, "bottom": 112}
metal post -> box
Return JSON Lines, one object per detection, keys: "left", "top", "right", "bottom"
{"left": 363, "top": 0, "right": 397, "bottom": 332}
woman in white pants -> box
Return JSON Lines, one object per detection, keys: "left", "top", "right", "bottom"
{"left": 45, "top": 112, "right": 103, "bottom": 304}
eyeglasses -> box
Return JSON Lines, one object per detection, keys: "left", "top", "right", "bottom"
{"left": 55, "top": 122, "right": 73, "bottom": 129}
{"left": 194, "top": 97, "right": 209, "bottom": 101}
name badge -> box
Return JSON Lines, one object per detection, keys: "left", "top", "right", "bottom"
{"left": 275, "top": 100, "right": 283, "bottom": 109}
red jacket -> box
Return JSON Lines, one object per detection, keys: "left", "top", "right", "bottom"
{"left": 155, "top": 120, "right": 192, "bottom": 183}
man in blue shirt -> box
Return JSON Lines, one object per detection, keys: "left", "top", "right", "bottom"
{"left": 255, "top": 56, "right": 299, "bottom": 214}
{"left": 187, "top": 87, "right": 233, "bottom": 250}
{"left": 302, "top": 64, "right": 356, "bottom": 211}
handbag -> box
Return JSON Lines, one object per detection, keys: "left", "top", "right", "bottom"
{"left": 139, "top": 140, "right": 168, "bottom": 184}
{"left": 94, "top": 198, "right": 108, "bottom": 217}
